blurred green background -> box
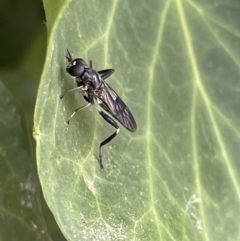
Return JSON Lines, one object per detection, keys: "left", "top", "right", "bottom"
{"left": 0, "top": 0, "right": 45, "bottom": 126}
{"left": 0, "top": 0, "right": 66, "bottom": 240}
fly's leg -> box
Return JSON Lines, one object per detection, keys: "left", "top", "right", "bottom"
{"left": 59, "top": 86, "right": 83, "bottom": 99}
{"left": 89, "top": 60, "right": 93, "bottom": 68}
{"left": 65, "top": 95, "right": 91, "bottom": 125}
{"left": 98, "top": 69, "right": 115, "bottom": 80}
{"left": 97, "top": 111, "right": 120, "bottom": 169}
{"left": 65, "top": 103, "right": 91, "bottom": 125}
{"left": 89, "top": 59, "right": 114, "bottom": 80}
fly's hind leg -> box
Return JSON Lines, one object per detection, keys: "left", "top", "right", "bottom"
{"left": 97, "top": 110, "right": 120, "bottom": 169}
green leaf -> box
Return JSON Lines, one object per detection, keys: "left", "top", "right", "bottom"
{"left": 18, "top": 26, "right": 47, "bottom": 81}
{"left": 0, "top": 70, "right": 67, "bottom": 241}
{"left": 0, "top": 81, "right": 51, "bottom": 241}
{"left": 35, "top": 0, "right": 240, "bottom": 240}
{"left": 0, "top": 70, "right": 38, "bottom": 130}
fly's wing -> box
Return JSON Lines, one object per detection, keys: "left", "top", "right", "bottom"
{"left": 96, "top": 82, "right": 137, "bottom": 132}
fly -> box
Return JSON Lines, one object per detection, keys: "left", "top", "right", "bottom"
{"left": 60, "top": 50, "right": 137, "bottom": 168}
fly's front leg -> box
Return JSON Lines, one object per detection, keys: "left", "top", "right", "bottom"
{"left": 98, "top": 69, "right": 115, "bottom": 80}
{"left": 59, "top": 86, "right": 83, "bottom": 99}
{"left": 89, "top": 60, "right": 93, "bottom": 68}
{"left": 97, "top": 111, "right": 120, "bottom": 169}
{"left": 89, "top": 58, "right": 114, "bottom": 80}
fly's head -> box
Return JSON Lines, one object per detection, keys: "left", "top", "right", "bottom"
{"left": 66, "top": 49, "right": 87, "bottom": 77}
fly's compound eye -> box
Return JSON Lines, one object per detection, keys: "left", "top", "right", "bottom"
{"left": 66, "top": 58, "right": 86, "bottom": 76}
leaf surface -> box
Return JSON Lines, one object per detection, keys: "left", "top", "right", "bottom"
{"left": 35, "top": 0, "right": 240, "bottom": 240}
{"left": 0, "top": 81, "right": 51, "bottom": 241}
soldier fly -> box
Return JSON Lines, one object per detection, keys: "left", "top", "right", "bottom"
{"left": 60, "top": 50, "right": 137, "bottom": 168}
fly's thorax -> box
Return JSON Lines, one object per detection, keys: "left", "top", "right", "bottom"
{"left": 82, "top": 69, "right": 103, "bottom": 89}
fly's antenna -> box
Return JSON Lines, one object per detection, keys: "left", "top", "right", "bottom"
{"left": 66, "top": 49, "right": 73, "bottom": 62}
